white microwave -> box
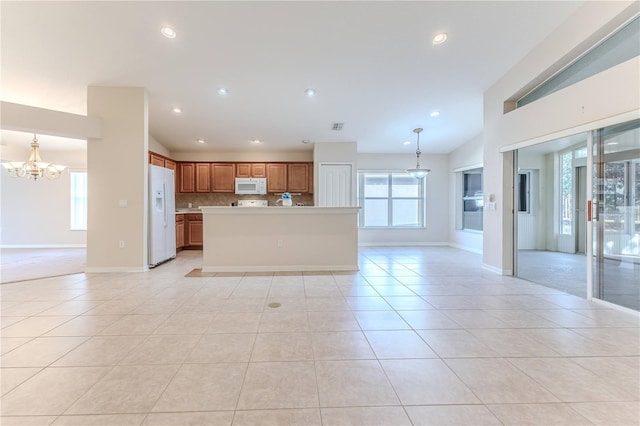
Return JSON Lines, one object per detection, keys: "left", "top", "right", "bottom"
{"left": 235, "top": 178, "right": 267, "bottom": 195}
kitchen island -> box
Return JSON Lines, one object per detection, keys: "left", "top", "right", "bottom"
{"left": 200, "top": 206, "right": 359, "bottom": 272}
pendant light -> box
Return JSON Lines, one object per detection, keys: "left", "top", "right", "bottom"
{"left": 406, "top": 127, "right": 430, "bottom": 179}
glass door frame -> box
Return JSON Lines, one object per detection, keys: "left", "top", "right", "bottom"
{"left": 506, "top": 111, "right": 639, "bottom": 310}
{"left": 590, "top": 120, "right": 640, "bottom": 309}
{"left": 586, "top": 131, "right": 594, "bottom": 300}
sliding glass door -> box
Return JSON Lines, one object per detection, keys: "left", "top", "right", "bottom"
{"left": 592, "top": 120, "right": 640, "bottom": 310}
{"left": 514, "top": 118, "right": 639, "bottom": 311}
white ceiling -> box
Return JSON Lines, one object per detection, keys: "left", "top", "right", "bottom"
{"left": 1, "top": 1, "right": 584, "bottom": 155}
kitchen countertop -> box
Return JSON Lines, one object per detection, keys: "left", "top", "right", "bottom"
{"left": 199, "top": 206, "right": 359, "bottom": 215}
{"left": 175, "top": 208, "right": 203, "bottom": 213}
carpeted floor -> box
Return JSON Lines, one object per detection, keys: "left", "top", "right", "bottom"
{"left": 0, "top": 248, "right": 86, "bottom": 283}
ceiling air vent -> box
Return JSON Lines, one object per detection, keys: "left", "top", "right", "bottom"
{"left": 331, "top": 123, "right": 344, "bottom": 131}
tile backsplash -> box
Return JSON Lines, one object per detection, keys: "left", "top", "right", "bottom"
{"left": 176, "top": 193, "right": 314, "bottom": 208}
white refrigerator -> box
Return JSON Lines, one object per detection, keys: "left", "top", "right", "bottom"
{"left": 149, "top": 164, "right": 176, "bottom": 267}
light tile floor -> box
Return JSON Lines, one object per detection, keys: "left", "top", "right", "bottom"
{"left": 1, "top": 247, "right": 638, "bottom": 425}
{"left": 517, "top": 250, "right": 639, "bottom": 311}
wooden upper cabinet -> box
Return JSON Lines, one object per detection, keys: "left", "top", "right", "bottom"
{"left": 195, "top": 163, "right": 211, "bottom": 192}
{"left": 308, "top": 162, "right": 314, "bottom": 194}
{"left": 211, "top": 163, "right": 236, "bottom": 192}
{"left": 266, "top": 163, "right": 287, "bottom": 193}
{"left": 164, "top": 159, "right": 178, "bottom": 190}
{"left": 236, "top": 163, "right": 266, "bottom": 178}
{"left": 179, "top": 163, "right": 195, "bottom": 193}
{"left": 149, "top": 153, "right": 165, "bottom": 167}
{"left": 288, "top": 163, "right": 309, "bottom": 193}
{"left": 251, "top": 163, "right": 266, "bottom": 178}
{"left": 236, "top": 163, "right": 251, "bottom": 178}
{"left": 164, "top": 158, "right": 176, "bottom": 171}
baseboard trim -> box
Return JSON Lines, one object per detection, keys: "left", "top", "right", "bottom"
{"left": 482, "top": 263, "right": 512, "bottom": 275}
{"left": 84, "top": 266, "right": 149, "bottom": 273}
{"left": 448, "top": 243, "right": 483, "bottom": 254}
{"left": 590, "top": 298, "right": 640, "bottom": 316}
{"left": 202, "top": 265, "right": 359, "bottom": 273}
{"left": 358, "top": 242, "right": 449, "bottom": 247}
{"left": 1, "top": 244, "right": 87, "bottom": 249}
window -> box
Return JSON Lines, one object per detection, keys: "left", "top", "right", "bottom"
{"left": 462, "top": 168, "right": 483, "bottom": 231}
{"left": 358, "top": 172, "right": 425, "bottom": 228}
{"left": 70, "top": 171, "right": 88, "bottom": 230}
{"left": 560, "top": 151, "right": 573, "bottom": 234}
{"left": 517, "top": 172, "right": 531, "bottom": 213}
{"left": 517, "top": 16, "right": 639, "bottom": 108}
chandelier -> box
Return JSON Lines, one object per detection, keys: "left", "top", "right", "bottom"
{"left": 2, "top": 134, "right": 67, "bottom": 180}
{"left": 406, "top": 127, "right": 431, "bottom": 179}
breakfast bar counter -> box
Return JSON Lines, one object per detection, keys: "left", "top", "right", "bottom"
{"left": 199, "top": 206, "right": 359, "bottom": 272}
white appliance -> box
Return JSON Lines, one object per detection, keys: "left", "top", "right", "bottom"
{"left": 149, "top": 164, "right": 176, "bottom": 267}
{"left": 237, "top": 199, "right": 268, "bottom": 207}
{"left": 235, "top": 177, "right": 267, "bottom": 195}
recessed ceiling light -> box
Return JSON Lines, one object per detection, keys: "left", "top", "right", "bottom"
{"left": 305, "top": 88, "right": 316, "bottom": 96}
{"left": 430, "top": 111, "right": 440, "bottom": 117}
{"left": 161, "top": 27, "right": 176, "bottom": 39}
{"left": 301, "top": 139, "right": 311, "bottom": 144}
{"left": 196, "top": 139, "right": 205, "bottom": 144}
{"left": 403, "top": 141, "right": 411, "bottom": 145}
{"left": 251, "top": 139, "right": 262, "bottom": 144}
{"left": 217, "top": 87, "right": 228, "bottom": 95}
{"left": 432, "top": 32, "right": 447, "bottom": 45}
{"left": 172, "top": 107, "right": 183, "bottom": 113}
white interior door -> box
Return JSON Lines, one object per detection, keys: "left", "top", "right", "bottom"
{"left": 318, "top": 163, "right": 353, "bottom": 207}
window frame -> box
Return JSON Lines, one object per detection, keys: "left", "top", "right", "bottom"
{"left": 461, "top": 168, "right": 484, "bottom": 232}
{"left": 559, "top": 149, "right": 576, "bottom": 235}
{"left": 70, "top": 170, "right": 88, "bottom": 231}
{"left": 357, "top": 170, "right": 426, "bottom": 229}
{"left": 517, "top": 171, "right": 531, "bottom": 215}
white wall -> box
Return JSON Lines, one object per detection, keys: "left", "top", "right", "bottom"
{"left": 357, "top": 153, "right": 449, "bottom": 246}
{"left": 517, "top": 151, "right": 547, "bottom": 250}
{"left": 483, "top": 1, "right": 639, "bottom": 273}
{"left": 448, "top": 134, "right": 483, "bottom": 253}
{"left": 87, "top": 86, "right": 148, "bottom": 272}
{"left": 149, "top": 134, "right": 170, "bottom": 157}
{"left": 0, "top": 147, "right": 87, "bottom": 247}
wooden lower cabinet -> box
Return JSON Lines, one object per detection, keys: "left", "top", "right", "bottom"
{"left": 187, "top": 221, "right": 203, "bottom": 246}
{"left": 185, "top": 214, "right": 203, "bottom": 248}
{"left": 175, "top": 215, "right": 185, "bottom": 249}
